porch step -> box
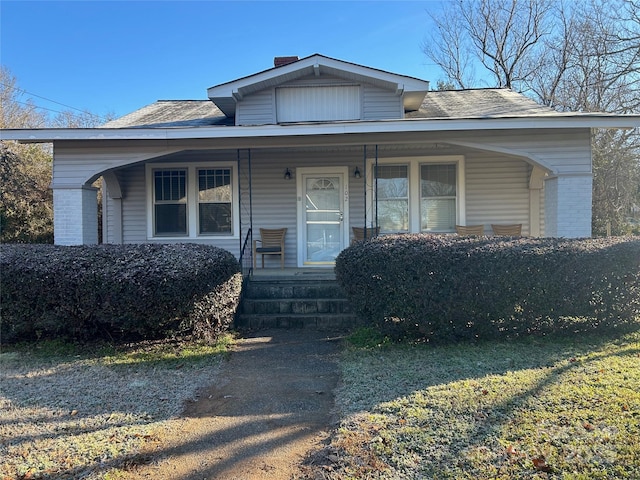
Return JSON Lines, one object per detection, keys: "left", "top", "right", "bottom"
{"left": 236, "top": 274, "right": 363, "bottom": 331}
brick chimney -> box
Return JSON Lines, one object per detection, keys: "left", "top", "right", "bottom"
{"left": 274, "top": 56, "right": 299, "bottom": 67}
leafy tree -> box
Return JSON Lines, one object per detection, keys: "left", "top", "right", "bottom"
{"left": 1, "top": 67, "right": 53, "bottom": 243}
{"left": 423, "top": 0, "right": 640, "bottom": 235}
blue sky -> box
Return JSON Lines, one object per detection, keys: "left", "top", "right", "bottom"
{"left": 1, "top": 0, "right": 443, "bottom": 123}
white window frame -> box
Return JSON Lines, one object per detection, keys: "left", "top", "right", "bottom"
{"left": 146, "top": 162, "right": 239, "bottom": 240}
{"left": 367, "top": 155, "right": 466, "bottom": 233}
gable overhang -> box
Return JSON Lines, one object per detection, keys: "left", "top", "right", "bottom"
{"left": 206, "top": 54, "right": 431, "bottom": 116}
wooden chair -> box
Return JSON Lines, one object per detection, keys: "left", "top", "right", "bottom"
{"left": 455, "top": 225, "right": 484, "bottom": 236}
{"left": 491, "top": 224, "right": 522, "bottom": 236}
{"left": 351, "top": 226, "right": 380, "bottom": 244}
{"left": 253, "top": 228, "right": 287, "bottom": 269}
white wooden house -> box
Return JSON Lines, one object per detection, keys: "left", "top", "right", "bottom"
{"left": 3, "top": 54, "right": 639, "bottom": 268}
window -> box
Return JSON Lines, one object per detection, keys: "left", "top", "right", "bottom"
{"left": 276, "top": 85, "right": 361, "bottom": 122}
{"left": 369, "top": 156, "right": 464, "bottom": 233}
{"left": 148, "top": 163, "right": 238, "bottom": 239}
{"left": 198, "top": 169, "right": 232, "bottom": 234}
{"left": 153, "top": 170, "right": 187, "bottom": 236}
{"left": 420, "top": 164, "right": 456, "bottom": 232}
{"left": 376, "top": 165, "right": 409, "bottom": 232}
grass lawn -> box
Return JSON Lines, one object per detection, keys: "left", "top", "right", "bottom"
{"left": 313, "top": 328, "right": 640, "bottom": 479}
{"left": 0, "top": 336, "right": 233, "bottom": 480}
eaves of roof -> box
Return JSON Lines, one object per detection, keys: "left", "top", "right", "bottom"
{"left": 3, "top": 114, "right": 639, "bottom": 144}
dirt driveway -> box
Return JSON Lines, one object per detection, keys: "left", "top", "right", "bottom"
{"left": 124, "top": 329, "right": 342, "bottom": 480}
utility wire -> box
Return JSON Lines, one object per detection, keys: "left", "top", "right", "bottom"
{"left": 15, "top": 99, "right": 74, "bottom": 117}
{"left": 1, "top": 81, "right": 109, "bottom": 122}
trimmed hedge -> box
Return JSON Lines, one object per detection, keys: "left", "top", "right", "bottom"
{"left": 336, "top": 235, "right": 640, "bottom": 341}
{"left": 0, "top": 243, "right": 242, "bottom": 343}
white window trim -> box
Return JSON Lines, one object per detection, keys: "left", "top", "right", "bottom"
{"left": 366, "top": 155, "right": 466, "bottom": 233}
{"left": 145, "top": 162, "right": 239, "bottom": 240}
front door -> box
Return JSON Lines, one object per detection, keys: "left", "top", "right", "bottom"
{"left": 297, "top": 167, "right": 349, "bottom": 266}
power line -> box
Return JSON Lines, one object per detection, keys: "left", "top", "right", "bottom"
{"left": 1, "top": 81, "right": 109, "bottom": 122}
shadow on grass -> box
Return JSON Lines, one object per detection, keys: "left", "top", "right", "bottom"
{"left": 1, "top": 329, "right": 343, "bottom": 480}
{"left": 323, "top": 326, "right": 640, "bottom": 478}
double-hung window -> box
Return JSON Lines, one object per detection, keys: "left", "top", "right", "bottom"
{"left": 421, "top": 164, "right": 456, "bottom": 232}
{"left": 154, "top": 170, "right": 187, "bottom": 236}
{"left": 198, "top": 168, "right": 232, "bottom": 234}
{"left": 148, "top": 163, "right": 237, "bottom": 239}
{"left": 376, "top": 165, "right": 409, "bottom": 233}
{"left": 370, "top": 156, "right": 464, "bottom": 233}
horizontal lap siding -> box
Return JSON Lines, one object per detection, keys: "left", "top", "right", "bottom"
{"left": 363, "top": 84, "right": 402, "bottom": 120}
{"left": 119, "top": 165, "right": 146, "bottom": 243}
{"left": 113, "top": 146, "right": 547, "bottom": 255}
{"left": 236, "top": 90, "right": 274, "bottom": 125}
{"left": 462, "top": 130, "right": 592, "bottom": 174}
{"left": 465, "top": 153, "right": 532, "bottom": 234}
{"left": 248, "top": 149, "right": 366, "bottom": 266}
{"left": 238, "top": 75, "right": 403, "bottom": 126}
{"left": 104, "top": 194, "right": 114, "bottom": 244}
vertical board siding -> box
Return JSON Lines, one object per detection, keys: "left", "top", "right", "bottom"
{"left": 276, "top": 85, "right": 361, "bottom": 123}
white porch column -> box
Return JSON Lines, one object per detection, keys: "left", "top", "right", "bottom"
{"left": 544, "top": 173, "right": 592, "bottom": 238}
{"left": 53, "top": 186, "right": 99, "bottom": 245}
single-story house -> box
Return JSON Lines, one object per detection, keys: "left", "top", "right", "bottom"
{"left": 3, "top": 54, "right": 639, "bottom": 269}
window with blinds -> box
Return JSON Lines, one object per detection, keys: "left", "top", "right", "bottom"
{"left": 420, "top": 164, "right": 457, "bottom": 232}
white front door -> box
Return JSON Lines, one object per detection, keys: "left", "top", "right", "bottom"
{"left": 297, "top": 167, "right": 349, "bottom": 266}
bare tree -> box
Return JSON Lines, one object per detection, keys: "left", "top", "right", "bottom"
{"left": 424, "top": 0, "right": 554, "bottom": 89}
{"left": 423, "top": 0, "right": 640, "bottom": 235}
{"left": 1, "top": 68, "right": 113, "bottom": 242}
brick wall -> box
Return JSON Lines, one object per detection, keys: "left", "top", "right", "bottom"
{"left": 53, "top": 187, "right": 99, "bottom": 245}
{"left": 544, "top": 174, "right": 592, "bottom": 238}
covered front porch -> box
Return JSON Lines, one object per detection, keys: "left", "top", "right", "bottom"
{"left": 41, "top": 123, "right": 595, "bottom": 264}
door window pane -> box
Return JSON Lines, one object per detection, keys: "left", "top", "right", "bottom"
{"left": 304, "top": 176, "right": 342, "bottom": 263}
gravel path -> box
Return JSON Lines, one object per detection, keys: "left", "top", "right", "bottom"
{"left": 121, "top": 329, "right": 342, "bottom": 479}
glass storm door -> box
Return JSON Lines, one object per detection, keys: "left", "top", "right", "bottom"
{"left": 300, "top": 170, "right": 347, "bottom": 265}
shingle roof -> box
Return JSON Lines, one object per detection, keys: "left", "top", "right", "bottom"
{"left": 409, "top": 88, "right": 556, "bottom": 119}
{"left": 100, "top": 100, "right": 229, "bottom": 128}
{"left": 101, "top": 89, "right": 557, "bottom": 128}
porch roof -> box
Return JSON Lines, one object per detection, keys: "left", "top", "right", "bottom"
{"left": 3, "top": 111, "right": 639, "bottom": 144}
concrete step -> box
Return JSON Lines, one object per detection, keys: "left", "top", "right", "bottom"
{"left": 235, "top": 313, "right": 363, "bottom": 330}
{"left": 241, "top": 298, "right": 353, "bottom": 315}
{"left": 243, "top": 281, "right": 344, "bottom": 300}
{"left": 236, "top": 275, "right": 362, "bottom": 331}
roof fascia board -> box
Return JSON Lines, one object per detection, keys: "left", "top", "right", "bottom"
{"left": 2, "top": 115, "right": 639, "bottom": 143}
{"left": 207, "top": 54, "right": 430, "bottom": 99}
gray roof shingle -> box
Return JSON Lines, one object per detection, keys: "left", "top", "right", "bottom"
{"left": 408, "top": 88, "right": 556, "bottom": 119}
{"left": 101, "top": 100, "right": 229, "bottom": 128}
{"left": 101, "top": 89, "right": 558, "bottom": 128}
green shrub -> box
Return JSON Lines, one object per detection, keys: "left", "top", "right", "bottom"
{"left": 335, "top": 235, "right": 640, "bottom": 342}
{"left": 0, "top": 243, "right": 242, "bottom": 343}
